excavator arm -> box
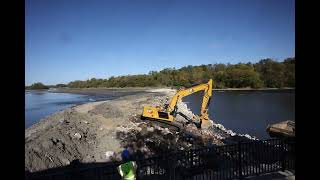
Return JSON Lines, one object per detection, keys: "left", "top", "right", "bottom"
{"left": 141, "top": 79, "right": 213, "bottom": 129}
{"left": 167, "top": 79, "right": 212, "bottom": 110}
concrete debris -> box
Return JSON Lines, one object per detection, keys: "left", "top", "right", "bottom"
{"left": 45, "top": 154, "right": 54, "bottom": 162}
{"left": 61, "top": 158, "right": 70, "bottom": 165}
{"left": 147, "top": 126, "right": 154, "bottom": 132}
{"left": 162, "top": 128, "right": 170, "bottom": 135}
{"left": 105, "top": 151, "right": 115, "bottom": 161}
{"left": 74, "top": 133, "right": 82, "bottom": 139}
{"left": 113, "top": 98, "right": 258, "bottom": 159}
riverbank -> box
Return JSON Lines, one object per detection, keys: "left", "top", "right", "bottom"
{"left": 50, "top": 87, "right": 168, "bottom": 97}
{"left": 49, "top": 87, "right": 294, "bottom": 95}
{"left": 25, "top": 88, "right": 257, "bottom": 172}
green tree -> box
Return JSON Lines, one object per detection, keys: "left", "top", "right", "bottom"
{"left": 65, "top": 57, "right": 294, "bottom": 89}
{"left": 28, "top": 82, "right": 49, "bottom": 90}
{"left": 254, "top": 59, "right": 285, "bottom": 88}
{"left": 224, "top": 64, "right": 263, "bottom": 88}
{"left": 283, "top": 57, "right": 295, "bottom": 87}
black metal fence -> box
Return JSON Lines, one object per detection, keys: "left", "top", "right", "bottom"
{"left": 25, "top": 138, "right": 295, "bottom": 180}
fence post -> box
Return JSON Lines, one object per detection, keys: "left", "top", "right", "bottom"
{"left": 281, "top": 139, "right": 286, "bottom": 171}
{"left": 238, "top": 141, "right": 243, "bottom": 180}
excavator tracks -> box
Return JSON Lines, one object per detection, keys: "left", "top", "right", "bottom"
{"left": 140, "top": 116, "right": 184, "bottom": 132}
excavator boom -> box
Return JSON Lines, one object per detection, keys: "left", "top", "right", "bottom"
{"left": 141, "top": 79, "right": 213, "bottom": 129}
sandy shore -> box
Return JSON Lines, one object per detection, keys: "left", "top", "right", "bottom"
{"left": 25, "top": 88, "right": 256, "bottom": 172}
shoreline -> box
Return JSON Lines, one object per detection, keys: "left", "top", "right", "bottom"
{"left": 25, "top": 88, "right": 257, "bottom": 172}
{"left": 48, "top": 87, "right": 158, "bottom": 96}
{"left": 26, "top": 87, "right": 295, "bottom": 96}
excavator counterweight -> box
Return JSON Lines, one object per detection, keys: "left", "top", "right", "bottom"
{"left": 141, "top": 79, "right": 213, "bottom": 129}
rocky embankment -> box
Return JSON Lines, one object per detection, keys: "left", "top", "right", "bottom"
{"left": 25, "top": 88, "right": 257, "bottom": 172}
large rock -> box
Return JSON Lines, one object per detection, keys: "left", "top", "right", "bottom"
{"left": 267, "top": 120, "right": 295, "bottom": 138}
{"left": 201, "top": 119, "right": 214, "bottom": 129}
{"left": 74, "top": 133, "right": 82, "bottom": 139}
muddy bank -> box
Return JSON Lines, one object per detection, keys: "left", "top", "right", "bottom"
{"left": 25, "top": 88, "right": 256, "bottom": 172}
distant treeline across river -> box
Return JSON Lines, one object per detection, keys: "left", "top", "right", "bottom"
{"left": 26, "top": 58, "right": 294, "bottom": 90}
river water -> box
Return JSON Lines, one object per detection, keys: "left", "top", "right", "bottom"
{"left": 183, "top": 90, "right": 295, "bottom": 139}
{"left": 25, "top": 91, "right": 113, "bottom": 128}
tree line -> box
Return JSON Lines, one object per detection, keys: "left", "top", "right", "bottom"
{"left": 25, "top": 82, "right": 49, "bottom": 90}
{"left": 27, "top": 58, "right": 295, "bottom": 90}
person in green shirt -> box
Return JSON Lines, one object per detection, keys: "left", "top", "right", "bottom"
{"left": 117, "top": 149, "right": 137, "bottom": 180}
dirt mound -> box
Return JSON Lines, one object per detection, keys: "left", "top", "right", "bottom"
{"left": 25, "top": 92, "right": 169, "bottom": 172}
{"left": 25, "top": 109, "right": 101, "bottom": 172}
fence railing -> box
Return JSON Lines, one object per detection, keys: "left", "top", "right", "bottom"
{"left": 25, "top": 138, "right": 295, "bottom": 180}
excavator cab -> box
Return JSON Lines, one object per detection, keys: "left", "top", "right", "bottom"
{"left": 141, "top": 79, "right": 213, "bottom": 129}
{"left": 142, "top": 106, "right": 174, "bottom": 121}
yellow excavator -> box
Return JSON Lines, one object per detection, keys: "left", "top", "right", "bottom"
{"left": 141, "top": 79, "right": 213, "bottom": 130}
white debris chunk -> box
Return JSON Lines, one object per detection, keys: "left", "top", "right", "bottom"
{"left": 74, "top": 133, "right": 82, "bottom": 139}
{"left": 105, "top": 151, "right": 115, "bottom": 161}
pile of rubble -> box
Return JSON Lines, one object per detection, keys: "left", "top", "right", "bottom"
{"left": 111, "top": 100, "right": 259, "bottom": 161}
{"left": 112, "top": 115, "right": 223, "bottom": 160}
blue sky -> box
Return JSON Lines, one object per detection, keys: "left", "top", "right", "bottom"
{"left": 25, "top": 0, "right": 295, "bottom": 85}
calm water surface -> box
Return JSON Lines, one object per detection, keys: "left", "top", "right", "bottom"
{"left": 25, "top": 91, "right": 112, "bottom": 128}
{"left": 183, "top": 90, "right": 295, "bottom": 139}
